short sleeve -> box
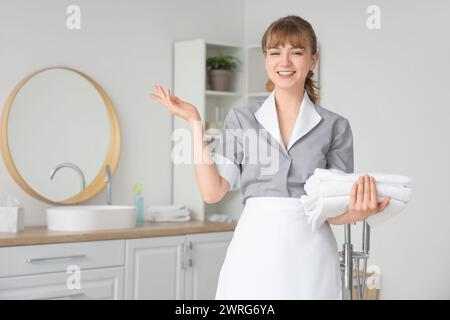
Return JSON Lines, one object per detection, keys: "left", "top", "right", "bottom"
{"left": 212, "top": 109, "right": 243, "bottom": 189}
{"left": 326, "top": 117, "right": 354, "bottom": 173}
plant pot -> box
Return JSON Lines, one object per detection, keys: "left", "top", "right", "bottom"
{"left": 208, "top": 69, "right": 233, "bottom": 91}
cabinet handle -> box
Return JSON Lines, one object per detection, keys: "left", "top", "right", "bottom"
{"left": 26, "top": 254, "right": 86, "bottom": 263}
{"left": 181, "top": 243, "right": 187, "bottom": 270}
{"left": 182, "top": 242, "right": 194, "bottom": 269}
{"left": 187, "top": 241, "right": 193, "bottom": 268}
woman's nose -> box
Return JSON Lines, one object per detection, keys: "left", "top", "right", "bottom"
{"left": 280, "top": 53, "right": 292, "bottom": 66}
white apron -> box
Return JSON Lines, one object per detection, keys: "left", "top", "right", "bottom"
{"left": 215, "top": 197, "right": 342, "bottom": 300}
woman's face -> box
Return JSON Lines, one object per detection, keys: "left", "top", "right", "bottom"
{"left": 264, "top": 42, "right": 318, "bottom": 92}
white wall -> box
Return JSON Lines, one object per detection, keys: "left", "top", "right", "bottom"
{"left": 245, "top": 0, "right": 450, "bottom": 299}
{"left": 0, "top": 0, "right": 245, "bottom": 225}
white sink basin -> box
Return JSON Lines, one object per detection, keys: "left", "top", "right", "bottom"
{"left": 46, "top": 205, "right": 137, "bottom": 232}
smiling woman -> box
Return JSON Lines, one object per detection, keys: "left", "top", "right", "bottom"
{"left": 209, "top": 15, "right": 352, "bottom": 300}
{"left": 150, "top": 15, "right": 387, "bottom": 300}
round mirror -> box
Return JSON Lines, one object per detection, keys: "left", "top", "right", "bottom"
{"left": 0, "top": 67, "right": 120, "bottom": 204}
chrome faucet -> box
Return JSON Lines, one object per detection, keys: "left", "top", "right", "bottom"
{"left": 105, "top": 165, "right": 112, "bottom": 205}
{"left": 50, "top": 162, "right": 86, "bottom": 191}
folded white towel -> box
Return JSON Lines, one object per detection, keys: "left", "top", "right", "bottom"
{"left": 145, "top": 205, "right": 191, "bottom": 222}
{"left": 301, "top": 169, "right": 412, "bottom": 231}
{"left": 148, "top": 204, "right": 186, "bottom": 213}
{"left": 304, "top": 176, "right": 412, "bottom": 203}
{"left": 313, "top": 168, "right": 412, "bottom": 186}
{"left": 147, "top": 208, "right": 189, "bottom": 219}
{"left": 302, "top": 195, "right": 407, "bottom": 231}
{"left": 147, "top": 215, "right": 191, "bottom": 222}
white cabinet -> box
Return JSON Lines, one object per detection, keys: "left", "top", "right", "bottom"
{"left": 0, "top": 267, "right": 124, "bottom": 300}
{"left": 125, "top": 231, "right": 233, "bottom": 300}
{"left": 0, "top": 240, "right": 125, "bottom": 299}
{"left": 0, "top": 240, "right": 124, "bottom": 277}
{"left": 124, "top": 235, "right": 186, "bottom": 300}
{"left": 184, "top": 232, "right": 234, "bottom": 300}
{"left": 0, "top": 231, "right": 233, "bottom": 300}
{"left": 173, "top": 39, "right": 270, "bottom": 223}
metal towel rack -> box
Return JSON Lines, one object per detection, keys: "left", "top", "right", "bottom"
{"left": 340, "top": 220, "right": 371, "bottom": 300}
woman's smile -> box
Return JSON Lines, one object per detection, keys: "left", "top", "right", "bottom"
{"left": 277, "top": 70, "right": 296, "bottom": 79}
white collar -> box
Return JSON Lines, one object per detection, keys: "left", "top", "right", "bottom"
{"left": 254, "top": 89, "right": 322, "bottom": 153}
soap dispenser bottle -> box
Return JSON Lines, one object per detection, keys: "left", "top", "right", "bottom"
{"left": 134, "top": 182, "right": 144, "bottom": 227}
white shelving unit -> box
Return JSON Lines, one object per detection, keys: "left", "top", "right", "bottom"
{"left": 173, "top": 39, "right": 270, "bottom": 222}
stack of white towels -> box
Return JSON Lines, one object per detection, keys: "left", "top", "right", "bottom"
{"left": 300, "top": 168, "right": 412, "bottom": 231}
{"left": 145, "top": 204, "right": 191, "bottom": 222}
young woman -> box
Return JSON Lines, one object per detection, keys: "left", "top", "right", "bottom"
{"left": 150, "top": 15, "right": 391, "bottom": 299}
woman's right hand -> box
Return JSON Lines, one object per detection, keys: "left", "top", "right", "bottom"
{"left": 149, "top": 84, "right": 200, "bottom": 126}
{"left": 150, "top": 85, "right": 228, "bottom": 203}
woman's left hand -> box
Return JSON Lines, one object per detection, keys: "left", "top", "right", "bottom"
{"left": 327, "top": 175, "right": 391, "bottom": 225}
{"left": 347, "top": 175, "right": 391, "bottom": 222}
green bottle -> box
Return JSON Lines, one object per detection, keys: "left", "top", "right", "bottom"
{"left": 134, "top": 182, "right": 144, "bottom": 227}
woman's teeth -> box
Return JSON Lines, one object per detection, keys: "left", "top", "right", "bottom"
{"left": 277, "top": 71, "right": 296, "bottom": 78}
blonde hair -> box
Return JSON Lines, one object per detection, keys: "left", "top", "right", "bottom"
{"left": 261, "top": 15, "right": 319, "bottom": 104}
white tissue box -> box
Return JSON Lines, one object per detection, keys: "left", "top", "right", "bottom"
{"left": 0, "top": 207, "right": 25, "bottom": 233}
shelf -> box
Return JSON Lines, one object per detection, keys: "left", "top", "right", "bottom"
{"left": 205, "top": 90, "right": 242, "bottom": 97}
{"left": 174, "top": 39, "right": 250, "bottom": 221}
{"left": 206, "top": 41, "right": 242, "bottom": 49}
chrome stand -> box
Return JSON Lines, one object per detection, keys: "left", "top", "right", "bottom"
{"left": 339, "top": 221, "right": 371, "bottom": 300}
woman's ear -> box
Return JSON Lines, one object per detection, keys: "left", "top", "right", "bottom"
{"left": 310, "top": 52, "right": 319, "bottom": 71}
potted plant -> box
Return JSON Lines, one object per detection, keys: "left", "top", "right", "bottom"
{"left": 206, "top": 55, "right": 239, "bottom": 91}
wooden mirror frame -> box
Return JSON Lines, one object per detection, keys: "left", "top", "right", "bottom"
{"left": 0, "top": 66, "right": 121, "bottom": 205}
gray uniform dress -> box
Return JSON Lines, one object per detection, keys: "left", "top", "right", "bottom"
{"left": 213, "top": 90, "right": 354, "bottom": 300}
{"left": 213, "top": 90, "right": 354, "bottom": 204}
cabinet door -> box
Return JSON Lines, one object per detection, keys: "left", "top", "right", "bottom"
{"left": 184, "top": 231, "right": 233, "bottom": 300}
{"left": 0, "top": 267, "right": 124, "bottom": 300}
{"left": 125, "top": 236, "right": 185, "bottom": 300}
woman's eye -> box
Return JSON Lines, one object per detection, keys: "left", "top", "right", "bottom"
{"left": 292, "top": 52, "right": 303, "bottom": 55}
{"left": 270, "top": 52, "right": 280, "bottom": 55}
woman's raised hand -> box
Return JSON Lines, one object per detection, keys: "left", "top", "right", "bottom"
{"left": 347, "top": 175, "right": 391, "bottom": 222}
{"left": 150, "top": 84, "right": 200, "bottom": 126}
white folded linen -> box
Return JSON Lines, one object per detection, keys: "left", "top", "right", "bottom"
{"left": 147, "top": 208, "right": 189, "bottom": 218}
{"left": 148, "top": 204, "right": 186, "bottom": 213}
{"left": 304, "top": 176, "right": 412, "bottom": 203}
{"left": 147, "top": 215, "right": 191, "bottom": 222}
{"left": 301, "top": 169, "right": 412, "bottom": 231}
{"left": 313, "top": 168, "right": 412, "bottom": 186}
{"left": 301, "top": 195, "right": 407, "bottom": 231}
{"left": 145, "top": 205, "right": 191, "bottom": 222}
